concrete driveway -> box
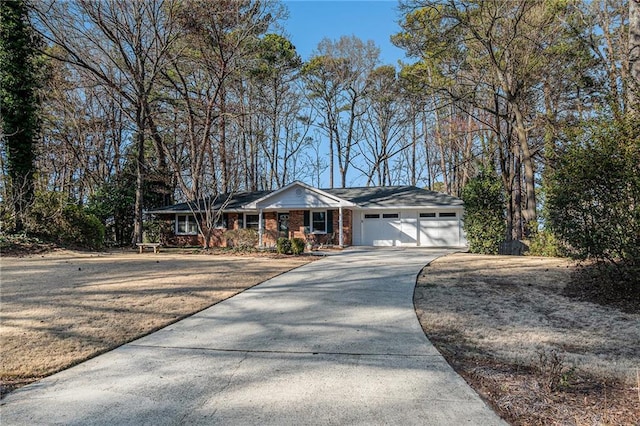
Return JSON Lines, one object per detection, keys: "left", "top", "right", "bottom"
{"left": 1, "top": 248, "right": 505, "bottom": 425}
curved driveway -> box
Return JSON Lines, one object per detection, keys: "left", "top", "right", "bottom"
{"left": 1, "top": 248, "right": 505, "bottom": 425}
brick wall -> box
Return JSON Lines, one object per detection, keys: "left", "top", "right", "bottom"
{"left": 158, "top": 209, "right": 352, "bottom": 248}
{"left": 289, "top": 210, "right": 306, "bottom": 239}
{"left": 334, "top": 209, "right": 352, "bottom": 246}
{"left": 263, "top": 212, "right": 278, "bottom": 247}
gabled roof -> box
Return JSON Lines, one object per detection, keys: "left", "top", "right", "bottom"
{"left": 243, "top": 181, "right": 356, "bottom": 209}
{"left": 148, "top": 184, "right": 462, "bottom": 214}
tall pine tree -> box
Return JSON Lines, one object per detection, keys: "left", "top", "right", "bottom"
{"left": 0, "top": 0, "right": 40, "bottom": 231}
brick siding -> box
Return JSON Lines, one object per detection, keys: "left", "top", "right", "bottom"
{"left": 158, "top": 209, "right": 352, "bottom": 248}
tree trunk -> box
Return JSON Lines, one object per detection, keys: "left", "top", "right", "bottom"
{"left": 630, "top": 0, "right": 640, "bottom": 112}
{"left": 219, "top": 89, "right": 229, "bottom": 193}
{"left": 133, "top": 105, "right": 145, "bottom": 245}
{"left": 411, "top": 109, "right": 417, "bottom": 186}
{"left": 512, "top": 104, "right": 536, "bottom": 235}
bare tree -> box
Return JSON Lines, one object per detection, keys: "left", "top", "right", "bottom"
{"left": 303, "top": 36, "right": 380, "bottom": 188}
{"left": 630, "top": 0, "right": 640, "bottom": 111}
{"left": 358, "top": 66, "right": 410, "bottom": 186}
{"left": 33, "top": 0, "right": 181, "bottom": 244}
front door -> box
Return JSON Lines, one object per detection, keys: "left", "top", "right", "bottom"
{"left": 278, "top": 213, "right": 290, "bottom": 239}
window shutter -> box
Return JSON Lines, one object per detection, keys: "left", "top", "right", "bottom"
{"left": 327, "top": 210, "right": 333, "bottom": 233}
{"left": 303, "top": 211, "right": 310, "bottom": 227}
{"left": 222, "top": 213, "right": 229, "bottom": 228}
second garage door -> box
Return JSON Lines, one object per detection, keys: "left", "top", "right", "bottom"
{"left": 360, "top": 211, "right": 463, "bottom": 247}
{"left": 418, "top": 212, "right": 461, "bottom": 247}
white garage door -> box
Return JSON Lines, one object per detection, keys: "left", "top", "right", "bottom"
{"left": 418, "top": 212, "right": 460, "bottom": 247}
{"left": 362, "top": 213, "right": 401, "bottom": 246}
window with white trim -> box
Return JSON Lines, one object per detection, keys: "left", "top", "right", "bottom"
{"left": 245, "top": 214, "right": 259, "bottom": 230}
{"left": 439, "top": 212, "right": 457, "bottom": 218}
{"left": 382, "top": 213, "right": 399, "bottom": 219}
{"left": 420, "top": 212, "right": 436, "bottom": 218}
{"left": 364, "top": 213, "right": 379, "bottom": 219}
{"left": 176, "top": 215, "right": 198, "bottom": 235}
{"left": 214, "top": 213, "right": 228, "bottom": 229}
{"left": 312, "top": 211, "right": 327, "bottom": 233}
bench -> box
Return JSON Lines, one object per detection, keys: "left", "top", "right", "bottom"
{"left": 136, "top": 243, "right": 161, "bottom": 254}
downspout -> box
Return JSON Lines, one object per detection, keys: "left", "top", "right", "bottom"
{"left": 339, "top": 206, "right": 344, "bottom": 248}
{"left": 258, "top": 208, "right": 264, "bottom": 248}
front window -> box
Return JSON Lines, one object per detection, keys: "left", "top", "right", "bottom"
{"left": 176, "top": 215, "right": 198, "bottom": 235}
{"left": 245, "top": 214, "right": 259, "bottom": 230}
{"left": 312, "top": 211, "right": 326, "bottom": 233}
{"left": 214, "top": 213, "right": 228, "bottom": 229}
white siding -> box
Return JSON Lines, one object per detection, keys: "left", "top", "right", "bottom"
{"left": 257, "top": 186, "right": 341, "bottom": 209}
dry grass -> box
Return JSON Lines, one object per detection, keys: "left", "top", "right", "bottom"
{"left": 415, "top": 253, "right": 640, "bottom": 425}
{"left": 0, "top": 249, "right": 310, "bottom": 396}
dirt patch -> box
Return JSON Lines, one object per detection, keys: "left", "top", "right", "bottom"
{"left": 0, "top": 249, "right": 311, "bottom": 397}
{"left": 415, "top": 253, "right": 640, "bottom": 425}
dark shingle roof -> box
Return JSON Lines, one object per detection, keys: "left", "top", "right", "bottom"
{"left": 324, "top": 186, "right": 463, "bottom": 208}
{"left": 148, "top": 190, "right": 271, "bottom": 213}
{"left": 149, "top": 185, "right": 462, "bottom": 213}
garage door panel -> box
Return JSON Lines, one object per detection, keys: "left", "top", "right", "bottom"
{"left": 362, "top": 213, "right": 401, "bottom": 246}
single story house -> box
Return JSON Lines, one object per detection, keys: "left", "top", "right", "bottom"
{"left": 148, "top": 181, "right": 467, "bottom": 248}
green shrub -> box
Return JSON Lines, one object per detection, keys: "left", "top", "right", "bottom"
{"left": 224, "top": 228, "right": 259, "bottom": 250}
{"left": 61, "top": 204, "right": 105, "bottom": 249}
{"left": 24, "top": 191, "right": 105, "bottom": 249}
{"left": 86, "top": 179, "right": 134, "bottom": 246}
{"left": 291, "top": 237, "right": 305, "bottom": 255}
{"left": 527, "top": 228, "right": 562, "bottom": 257}
{"left": 143, "top": 220, "right": 172, "bottom": 244}
{"left": 462, "top": 168, "right": 506, "bottom": 254}
{"left": 276, "top": 237, "right": 292, "bottom": 254}
{"left": 546, "top": 115, "right": 639, "bottom": 263}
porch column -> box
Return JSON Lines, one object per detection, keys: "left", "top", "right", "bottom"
{"left": 258, "top": 208, "right": 264, "bottom": 248}
{"left": 339, "top": 206, "right": 344, "bottom": 247}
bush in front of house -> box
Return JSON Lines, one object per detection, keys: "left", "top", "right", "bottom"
{"left": 276, "top": 237, "right": 292, "bottom": 254}
{"left": 291, "top": 238, "right": 305, "bottom": 255}
{"left": 143, "top": 219, "right": 172, "bottom": 244}
{"left": 224, "top": 228, "right": 259, "bottom": 250}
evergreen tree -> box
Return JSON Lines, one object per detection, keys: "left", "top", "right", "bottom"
{"left": 462, "top": 168, "right": 506, "bottom": 255}
{"left": 546, "top": 115, "right": 640, "bottom": 264}
{"left": 0, "top": 0, "right": 41, "bottom": 231}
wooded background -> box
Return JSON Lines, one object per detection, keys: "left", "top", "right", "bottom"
{"left": 1, "top": 0, "right": 638, "bottom": 249}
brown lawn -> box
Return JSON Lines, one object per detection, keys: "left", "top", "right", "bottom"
{"left": 415, "top": 253, "right": 640, "bottom": 425}
{"left": 0, "top": 249, "right": 311, "bottom": 397}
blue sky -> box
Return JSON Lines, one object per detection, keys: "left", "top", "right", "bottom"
{"left": 282, "top": 0, "right": 408, "bottom": 67}
{"left": 280, "top": 1, "right": 411, "bottom": 187}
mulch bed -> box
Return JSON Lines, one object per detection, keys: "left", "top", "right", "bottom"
{"left": 435, "top": 343, "right": 639, "bottom": 426}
